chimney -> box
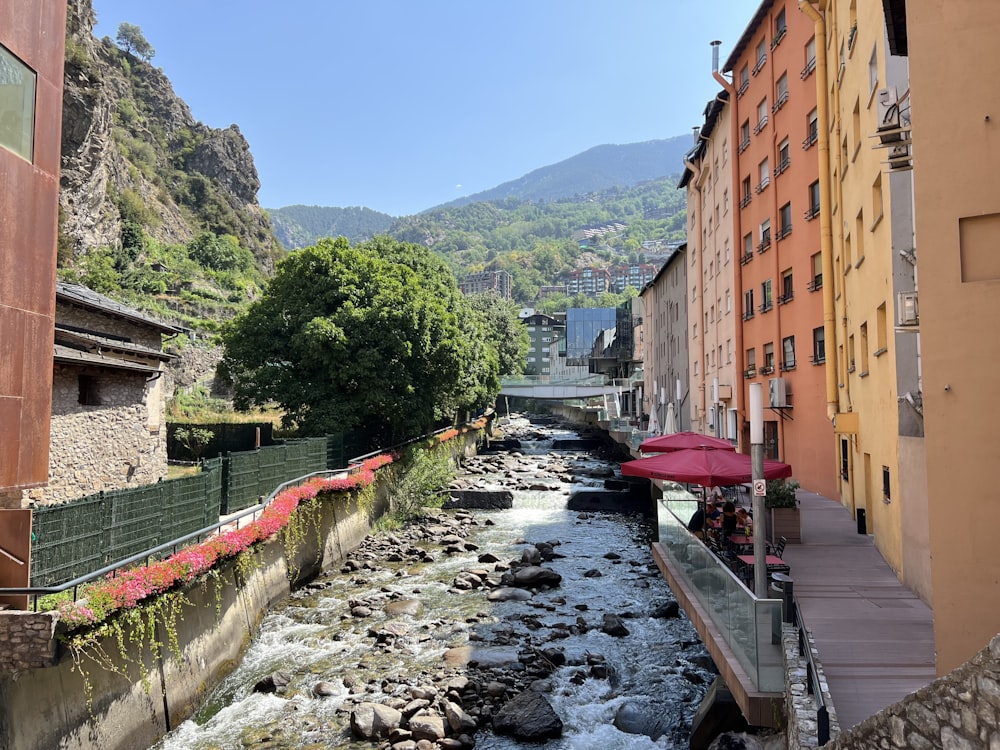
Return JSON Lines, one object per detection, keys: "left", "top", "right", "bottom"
{"left": 692, "top": 126, "right": 700, "bottom": 145}
{"left": 711, "top": 40, "right": 722, "bottom": 73}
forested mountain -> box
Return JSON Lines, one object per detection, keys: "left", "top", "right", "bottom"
{"left": 432, "top": 137, "right": 693, "bottom": 210}
{"left": 268, "top": 205, "right": 395, "bottom": 249}
{"left": 388, "top": 177, "right": 687, "bottom": 305}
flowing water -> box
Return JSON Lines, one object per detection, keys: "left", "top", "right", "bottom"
{"left": 151, "top": 417, "right": 713, "bottom": 750}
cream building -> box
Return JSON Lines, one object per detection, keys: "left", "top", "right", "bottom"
{"left": 803, "top": 0, "right": 928, "bottom": 598}
{"left": 681, "top": 91, "right": 740, "bottom": 442}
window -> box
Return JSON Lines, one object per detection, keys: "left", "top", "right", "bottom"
{"left": 724, "top": 241, "right": 730, "bottom": 263}
{"left": 872, "top": 173, "right": 883, "bottom": 225}
{"left": 740, "top": 120, "right": 751, "bottom": 151}
{"left": 876, "top": 303, "right": 888, "bottom": 354}
{"left": 779, "top": 202, "right": 792, "bottom": 239}
{"left": 756, "top": 98, "right": 769, "bottom": 132}
{"left": 0, "top": 44, "right": 37, "bottom": 161}
{"left": 726, "top": 290, "right": 731, "bottom": 313}
{"left": 761, "top": 279, "right": 773, "bottom": 312}
{"left": 79, "top": 375, "right": 101, "bottom": 406}
{"left": 841, "top": 439, "right": 850, "bottom": 481}
{"left": 883, "top": 465, "right": 891, "bottom": 502}
{"left": 776, "top": 138, "right": 790, "bottom": 174}
{"left": 782, "top": 336, "right": 796, "bottom": 370}
{"left": 803, "top": 37, "right": 817, "bottom": 78}
{"left": 759, "top": 218, "right": 771, "bottom": 252}
{"left": 775, "top": 73, "right": 789, "bottom": 111}
{"left": 756, "top": 38, "right": 767, "bottom": 69}
{"left": 739, "top": 64, "right": 750, "bottom": 96}
{"left": 763, "top": 342, "right": 775, "bottom": 372}
{"left": 805, "top": 108, "right": 819, "bottom": 148}
{"left": 741, "top": 175, "right": 752, "bottom": 207}
{"left": 807, "top": 180, "right": 821, "bottom": 219}
{"left": 743, "top": 232, "right": 753, "bottom": 262}
{"left": 810, "top": 252, "right": 823, "bottom": 289}
{"left": 848, "top": 333, "right": 856, "bottom": 371}
{"left": 812, "top": 326, "right": 826, "bottom": 363}
{"left": 860, "top": 322, "right": 869, "bottom": 374}
{"left": 780, "top": 268, "right": 793, "bottom": 302}
{"left": 757, "top": 158, "right": 770, "bottom": 192}
{"left": 844, "top": 232, "right": 852, "bottom": 269}
{"left": 774, "top": 8, "right": 787, "bottom": 41}
{"left": 727, "top": 339, "right": 733, "bottom": 363}
{"left": 852, "top": 99, "right": 861, "bottom": 158}
{"left": 869, "top": 46, "right": 879, "bottom": 93}
{"left": 723, "top": 188, "right": 729, "bottom": 214}
{"left": 746, "top": 347, "right": 757, "bottom": 375}
{"left": 743, "top": 289, "right": 755, "bottom": 320}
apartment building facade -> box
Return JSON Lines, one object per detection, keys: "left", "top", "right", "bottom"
{"left": 459, "top": 270, "right": 512, "bottom": 299}
{"left": 681, "top": 92, "right": 740, "bottom": 443}
{"left": 521, "top": 313, "right": 562, "bottom": 378}
{"left": 810, "top": 0, "right": 928, "bottom": 596}
{"left": 724, "top": 0, "right": 837, "bottom": 498}
{"left": 638, "top": 247, "right": 689, "bottom": 434}
{"left": 884, "top": 0, "right": 1000, "bottom": 674}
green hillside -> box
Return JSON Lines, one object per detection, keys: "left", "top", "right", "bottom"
{"left": 268, "top": 205, "right": 396, "bottom": 249}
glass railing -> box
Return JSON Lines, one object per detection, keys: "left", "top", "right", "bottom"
{"left": 655, "top": 485, "right": 784, "bottom": 693}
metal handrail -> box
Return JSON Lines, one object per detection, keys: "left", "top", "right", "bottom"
{"left": 794, "top": 599, "right": 831, "bottom": 745}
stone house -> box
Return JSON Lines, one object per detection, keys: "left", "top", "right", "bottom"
{"left": 20, "top": 283, "right": 185, "bottom": 506}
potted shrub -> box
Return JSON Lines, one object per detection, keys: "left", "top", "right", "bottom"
{"left": 764, "top": 479, "right": 801, "bottom": 544}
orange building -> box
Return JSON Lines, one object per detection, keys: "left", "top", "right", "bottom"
{"left": 0, "top": 1, "right": 66, "bottom": 503}
{"left": 721, "top": 1, "right": 837, "bottom": 498}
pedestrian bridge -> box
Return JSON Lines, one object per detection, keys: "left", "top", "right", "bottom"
{"left": 497, "top": 375, "right": 622, "bottom": 400}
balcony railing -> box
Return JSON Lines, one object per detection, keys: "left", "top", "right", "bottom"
{"left": 802, "top": 130, "right": 818, "bottom": 150}
{"left": 752, "top": 55, "right": 766, "bottom": 76}
{"left": 780, "top": 360, "right": 797, "bottom": 371}
{"left": 737, "top": 79, "right": 749, "bottom": 98}
{"left": 753, "top": 116, "right": 769, "bottom": 135}
{"left": 772, "top": 92, "right": 789, "bottom": 114}
{"left": 806, "top": 275, "right": 823, "bottom": 292}
{"left": 740, "top": 251, "right": 754, "bottom": 266}
{"left": 743, "top": 367, "right": 757, "bottom": 379}
{"left": 738, "top": 138, "right": 751, "bottom": 154}
{"left": 810, "top": 354, "right": 826, "bottom": 365}
{"left": 757, "top": 235, "right": 772, "bottom": 253}
{"left": 777, "top": 224, "right": 793, "bottom": 240}
{"left": 771, "top": 27, "right": 787, "bottom": 49}
{"left": 804, "top": 205, "right": 820, "bottom": 221}
{"left": 775, "top": 157, "right": 791, "bottom": 176}
{"left": 778, "top": 291, "right": 794, "bottom": 305}
{"left": 801, "top": 57, "right": 817, "bottom": 79}
{"left": 742, "top": 310, "right": 755, "bottom": 321}
{"left": 755, "top": 177, "right": 770, "bottom": 194}
{"left": 740, "top": 193, "right": 752, "bottom": 209}
{"left": 759, "top": 365, "right": 775, "bottom": 375}
{"left": 758, "top": 301, "right": 773, "bottom": 314}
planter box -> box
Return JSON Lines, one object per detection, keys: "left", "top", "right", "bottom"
{"left": 766, "top": 507, "right": 801, "bottom": 544}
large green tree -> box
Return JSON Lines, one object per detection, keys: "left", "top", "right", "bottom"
{"left": 115, "top": 23, "right": 155, "bottom": 61}
{"left": 464, "top": 291, "right": 529, "bottom": 378}
{"left": 220, "top": 236, "right": 492, "bottom": 441}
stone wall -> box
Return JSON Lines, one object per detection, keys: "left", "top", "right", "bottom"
{"left": 0, "top": 611, "right": 58, "bottom": 669}
{"left": 22, "top": 365, "right": 167, "bottom": 506}
{"left": 782, "top": 623, "right": 840, "bottom": 749}
{"left": 56, "top": 303, "right": 164, "bottom": 350}
{"left": 822, "top": 634, "right": 1000, "bottom": 750}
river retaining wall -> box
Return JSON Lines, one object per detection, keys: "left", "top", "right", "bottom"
{"left": 0, "top": 431, "right": 480, "bottom": 750}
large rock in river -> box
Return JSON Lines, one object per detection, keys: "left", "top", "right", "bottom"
{"left": 350, "top": 702, "right": 402, "bottom": 740}
{"left": 492, "top": 689, "right": 564, "bottom": 741}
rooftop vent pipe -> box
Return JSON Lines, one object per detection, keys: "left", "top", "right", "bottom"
{"left": 711, "top": 40, "right": 722, "bottom": 73}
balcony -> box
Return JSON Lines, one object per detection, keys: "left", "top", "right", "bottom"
{"left": 752, "top": 55, "right": 766, "bottom": 77}
{"left": 755, "top": 176, "right": 770, "bottom": 194}
{"left": 801, "top": 57, "right": 816, "bottom": 79}
{"left": 775, "top": 157, "right": 791, "bottom": 176}
{"left": 740, "top": 193, "right": 752, "bottom": 209}
{"left": 753, "top": 116, "right": 769, "bottom": 135}
{"left": 771, "top": 27, "right": 787, "bottom": 49}
{"left": 778, "top": 291, "right": 794, "bottom": 305}
{"left": 737, "top": 79, "right": 749, "bottom": 98}
{"left": 740, "top": 251, "right": 754, "bottom": 266}
{"left": 758, "top": 301, "right": 773, "bottom": 314}
{"left": 806, "top": 275, "right": 823, "bottom": 292}
{"left": 759, "top": 365, "right": 775, "bottom": 376}
{"left": 738, "top": 138, "right": 751, "bottom": 154}
{"left": 742, "top": 309, "right": 755, "bottom": 321}
{"left": 743, "top": 367, "right": 757, "bottom": 379}
{"left": 772, "top": 93, "right": 789, "bottom": 114}
{"left": 757, "top": 235, "right": 772, "bottom": 254}
{"left": 777, "top": 224, "right": 792, "bottom": 241}
{"left": 804, "top": 205, "right": 820, "bottom": 221}
{"left": 802, "top": 130, "right": 818, "bottom": 150}
{"left": 810, "top": 354, "right": 826, "bottom": 365}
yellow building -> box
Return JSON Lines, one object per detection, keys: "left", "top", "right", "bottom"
{"left": 803, "top": 0, "right": 929, "bottom": 598}
{"left": 882, "top": 0, "right": 1000, "bottom": 675}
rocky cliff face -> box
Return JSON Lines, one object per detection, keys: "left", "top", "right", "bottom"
{"left": 60, "top": 0, "right": 279, "bottom": 268}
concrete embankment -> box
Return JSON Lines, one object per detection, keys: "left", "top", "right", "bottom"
{"left": 0, "top": 433, "right": 479, "bottom": 750}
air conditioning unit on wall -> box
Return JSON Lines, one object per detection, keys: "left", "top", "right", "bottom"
{"left": 897, "top": 291, "right": 919, "bottom": 326}
{"left": 769, "top": 377, "right": 792, "bottom": 408}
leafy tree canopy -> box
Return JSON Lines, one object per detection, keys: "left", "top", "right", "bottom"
{"left": 115, "top": 23, "right": 155, "bottom": 62}
{"left": 220, "top": 236, "right": 500, "bottom": 441}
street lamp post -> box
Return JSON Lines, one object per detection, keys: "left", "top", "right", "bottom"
{"left": 750, "top": 382, "right": 767, "bottom": 597}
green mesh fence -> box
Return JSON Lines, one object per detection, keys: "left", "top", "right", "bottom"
{"left": 222, "top": 438, "right": 327, "bottom": 514}
{"left": 30, "top": 495, "right": 107, "bottom": 588}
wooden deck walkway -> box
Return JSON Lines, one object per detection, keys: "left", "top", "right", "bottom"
{"left": 779, "top": 490, "right": 936, "bottom": 731}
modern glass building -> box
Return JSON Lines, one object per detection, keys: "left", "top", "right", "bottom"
{"left": 565, "top": 307, "right": 617, "bottom": 366}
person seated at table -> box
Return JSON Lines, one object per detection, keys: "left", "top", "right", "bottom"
{"left": 735, "top": 507, "right": 751, "bottom": 533}
{"left": 705, "top": 501, "right": 722, "bottom": 524}
{"left": 686, "top": 505, "right": 706, "bottom": 537}
{"left": 721, "top": 501, "right": 739, "bottom": 536}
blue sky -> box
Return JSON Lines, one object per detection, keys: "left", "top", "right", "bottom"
{"left": 93, "top": 2, "right": 757, "bottom": 217}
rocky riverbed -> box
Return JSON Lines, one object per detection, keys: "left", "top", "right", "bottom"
{"left": 152, "top": 416, "right": 719, "bottom": 750}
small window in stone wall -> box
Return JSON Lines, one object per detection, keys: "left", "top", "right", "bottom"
{"left": 78, "top": 375, "right": 100, "bottom": 406}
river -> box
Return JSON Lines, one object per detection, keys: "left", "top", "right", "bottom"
{"left": 150, "top": 415, "right": 714, "bottom": 749}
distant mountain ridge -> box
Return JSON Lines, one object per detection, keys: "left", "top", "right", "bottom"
{"left": 266, "top": 135, "right": 691, "bottom": 249}
{"left": 432, "top": 136, "right": 693, "bottom": 210}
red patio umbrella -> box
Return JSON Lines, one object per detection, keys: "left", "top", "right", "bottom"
{"left": 638, "top": 431, "right": 735, "bottom": 454}
{"left": 620, "top": 447, "right": 792, "bottom": 487}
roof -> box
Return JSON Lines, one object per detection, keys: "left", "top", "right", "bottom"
{"left": 882, "top": 0, "right": 907, "bottom": 55}
{"left": 722, "top": 0, "right": 774, "bottom": 73}
{"left": 53, "top": 344, "right": 161, "bottom": 374}
{"left": 678, "top": 90, "right": 730, "bottom": 188}
{"left": 56, "top": 282, "right": 186, "bottom": 334}
{"left": 54, "top": 324, "right": 176, "bottom": 362}
{"left": 640, "top": 245, "right": 686, "bottom": 296}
